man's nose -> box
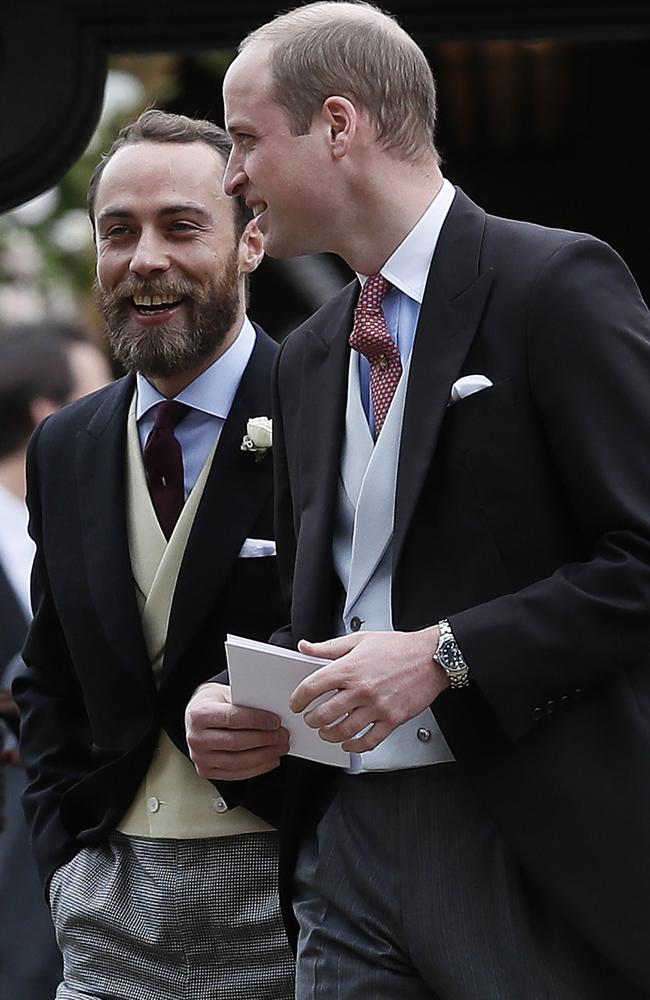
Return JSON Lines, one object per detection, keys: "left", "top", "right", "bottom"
{"left": 223, "top": 150, "right": 246, "bottom": 198}
{"left": 129, "top": 231, "right": 170, "bottom": 277}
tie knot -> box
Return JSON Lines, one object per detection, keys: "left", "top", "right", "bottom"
{"left": 152, "top": 400, "right": 190, "bottom": 431}
{"left": 349, "top": 273, "right": 397, "bottom": 363}
{"left": 356, "top": 273, "right": 391, "bottom": 315}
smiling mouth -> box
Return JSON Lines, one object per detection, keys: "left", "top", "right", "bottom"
{"left": 132, "top": 294, "right": 185, "bottom": 315}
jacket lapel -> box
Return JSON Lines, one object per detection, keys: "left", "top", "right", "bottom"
{"left": 76, "top": 376, "right": 152, "bottom": 689}
{"left": 162, "top": 330, "right": 276, "bottom": 677}
{"left": 394, "top": 189, "right": 494, "bottom": 571}
{"left": 290, "top": 285, "right": 355, "bottom": 640}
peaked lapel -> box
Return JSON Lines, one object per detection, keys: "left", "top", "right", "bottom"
{"left": 290, "top": 284, "right": 355, "bottom": 640}
{"left": 76, "top": 375, "right": 153, "bottom": 691}
{"left": 394, "top": 189, "right": 494, "bottom": 571}
{"left": 162, "top": 329, "right": 277, "bottom": 678}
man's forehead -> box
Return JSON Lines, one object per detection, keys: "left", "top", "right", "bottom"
{"left": 95, "top": 142, "right": 226, "bottom": 206}
{"left": 224, "top": 46, "right": 274, "bottom": 114}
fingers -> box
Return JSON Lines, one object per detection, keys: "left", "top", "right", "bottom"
{"left": 298, "top": 634, "right": 362, "bottom": 660}
{"left": 201, "top": 703, "right": 283, "bottom": 732}
{"left": 185, "top": 682, "right": 282, "bottom": 734}
{"left": 190, "top": 734, "right": 289, "bottom": 781}
{"left": 341, "top": 721, "right": 393, "bottom": 753}
{"left": 189, "top": 725, "right": 289, "bottom": 756}
{"left": 302, "top": 689, "right": 355, "bottom": 730}
{"left": 290, "top": 662, "right": 348, "bottom": 714}
{"left": 185, "top": 680, "right": 289, "bottom": 781}
{"left": 318, "top": 709, "right": 375, "bottom": 745}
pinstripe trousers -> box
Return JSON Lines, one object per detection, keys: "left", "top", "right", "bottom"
{"left": 49, "top": 831, "right": 294, "bottom": 1000}
{"left": 293, "top": 765, "right": 642, "bottom": 1000}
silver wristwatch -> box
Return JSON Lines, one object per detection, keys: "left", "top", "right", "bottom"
{"left": 433, "top": 619, "right": 470, "bottom": 689}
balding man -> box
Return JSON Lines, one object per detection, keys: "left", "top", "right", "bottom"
{"left": 186, "top": 4, "right": 650, "bottom": 998}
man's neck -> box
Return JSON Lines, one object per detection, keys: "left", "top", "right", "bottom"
{"left": 147, "top": 314, "right": 244, "bottom": 399}
{"left": 337, "top": 159, "right": 444, "bottom": 276}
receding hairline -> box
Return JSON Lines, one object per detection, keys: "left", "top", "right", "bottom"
{"left": 91, "top": 139, "right": 230, "bottom": 217}
{"left": 95, "top": 137, "right": 229, "bottom": 181}
{"left": 239, "top": 1, "right": 406, "bottom": 50}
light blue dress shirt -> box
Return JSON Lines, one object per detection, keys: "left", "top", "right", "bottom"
{"left": 356, "top": 179, "right": 456, "bottom": 430}
{"left": 135, "top": 318, "right": 256, "bottom": 499}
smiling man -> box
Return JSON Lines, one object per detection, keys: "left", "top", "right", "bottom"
{"left": 14, "top": 110, "right": 294, "bottom": 1000}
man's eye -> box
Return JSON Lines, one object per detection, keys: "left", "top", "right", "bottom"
{"left": 104, "top": 225, "right": 131, "bottom": 239}
{"left": 169, "top": 222, "right": 196, "bottom": 232}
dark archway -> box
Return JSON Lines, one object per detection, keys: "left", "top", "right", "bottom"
{"left": 1, "top": 1, "right": 649, "bottom": 335}
{"left": 2, "top": 1, "right": 649, "bottom": 214}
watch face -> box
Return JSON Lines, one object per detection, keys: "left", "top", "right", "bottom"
{"left": 438, "top": 638, "right": 465, "bottom": 671}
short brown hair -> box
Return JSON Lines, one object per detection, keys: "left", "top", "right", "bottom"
{"left": 0, "top": 322, "right": 81, "bottom": 458}
{"left": 241, "top": 1, "right": 438, "bottom": 163}
{"left": 87, "top": 109, "right": 251, "bottom": 235}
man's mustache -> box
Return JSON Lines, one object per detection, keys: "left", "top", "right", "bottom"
{"left": 102, "top": 277, "right": 200, "bottom": 302}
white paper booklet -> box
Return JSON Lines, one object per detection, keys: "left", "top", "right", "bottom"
{"left": 226, "top": 634, "right": 351, "bottom": 768}
{"left": 226, "top": 634, "right": 455, "bottom": 773}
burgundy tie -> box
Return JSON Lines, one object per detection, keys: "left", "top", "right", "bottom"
{"left": 349, "top": 273, "right": 402, "bottom": 437}
{"left": 143, "top": 400, "right": 190, "bottom": 539}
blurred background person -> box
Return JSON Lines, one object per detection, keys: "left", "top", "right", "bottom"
{"left": 0, "top": 320, "right": 111, "bottom": 1000}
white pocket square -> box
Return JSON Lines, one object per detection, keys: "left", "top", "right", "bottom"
{"left": 448, "top": 374, "right": 493, "bottom": 405}
{"left": 238, "top": 538, "right": 277, "bottom": 558}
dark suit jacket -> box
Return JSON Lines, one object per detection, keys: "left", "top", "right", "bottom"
{"left": 272, "top": 190, "right": 650, "bottom": 990}
{"left": 14, "top": 328, "right": 285, "bottom": 891}
{"left": 0, "top": 562, "right": 28, "bottom": 828}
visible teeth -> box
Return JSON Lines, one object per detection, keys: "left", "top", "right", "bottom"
{"left": 132, "top": 294, "right": 182, "bottom": 308}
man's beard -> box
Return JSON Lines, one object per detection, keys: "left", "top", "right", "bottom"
{"left": 96, "top": 252, "right": 241, "bottom": 379}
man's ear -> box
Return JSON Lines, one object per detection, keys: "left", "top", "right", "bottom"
{"left": 321, "top": 96, "right": 358, "bottom": 158}
{"left": 238, "top": 219, "right": 264, "bottom": 274}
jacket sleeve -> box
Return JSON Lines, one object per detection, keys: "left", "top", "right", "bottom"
{"left": 12, "top": 420, "right": 92, "bottom": 889}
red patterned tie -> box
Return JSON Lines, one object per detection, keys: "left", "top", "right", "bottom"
{"left": 349, "top": 273, "right": 402, "bottom": 437}
{"left": 143, "top": 400, "right": 190, "bottom": 539}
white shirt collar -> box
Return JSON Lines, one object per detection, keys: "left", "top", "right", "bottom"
{"left": 357, "top": 177, "right": 456, "bottom": 304}
{"left": 136, "top": 316, "right": 256, "bottom": 420}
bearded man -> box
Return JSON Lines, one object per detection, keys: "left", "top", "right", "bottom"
{"left": 13, "top": 110, "right": 294, "bottom": 1000}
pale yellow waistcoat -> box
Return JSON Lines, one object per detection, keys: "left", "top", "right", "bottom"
{"left": 117, "top": 397, "right": 273, "bottom": 838}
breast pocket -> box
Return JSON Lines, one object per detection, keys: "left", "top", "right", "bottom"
{"left": 444, "top": 377, "right": 555, "bottom": 523}
{"left": 442, "top": 379, "right": 517, "bottom": 457}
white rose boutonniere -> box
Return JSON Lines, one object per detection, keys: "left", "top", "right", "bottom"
{"left": 241, "top": 416, "right": 272, "bottom": 462}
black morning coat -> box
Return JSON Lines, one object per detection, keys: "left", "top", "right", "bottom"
{"left": 271, "top": 190, "right": 650, "bottom": 992}
{"left": 15, "top": 329, "right": 286, "bottom": 892}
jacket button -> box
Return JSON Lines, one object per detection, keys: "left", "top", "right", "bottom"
{"left": 531, "top": 707, "right": 543, "bottom": 722}
{"left": 544, "top": 699, "right": 556, "bottom": 715}
{"left": 350, "top": 616, "right": 362, "bottom": 632}
{"left": 213, "top": 797, "right": 228, "bottom": 814}
{"left": 417, "top": 727, "right": 432, "bottom": 743}
{"left": 572, "top": 688, "right": 583, "bottom": 701}
{"left": 147, "top": 796, "right": 160, "bottom": 813}
{"left": 559, "top": 695, "right": 570, "bottom": 708}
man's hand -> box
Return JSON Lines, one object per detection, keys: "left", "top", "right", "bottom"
{"left": 290, "top": 628, "right": 449, "bottom": 753}
{"left": 185, "top": 682, "right": 290, "bottom": 781}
